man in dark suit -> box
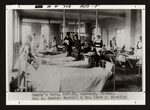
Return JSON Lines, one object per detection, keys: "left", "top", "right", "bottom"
{"left": 72, "top": 34, "right": 81, "bottom": 60}
{"left": 63, "top": 32, "right": 73, "bottom": 57}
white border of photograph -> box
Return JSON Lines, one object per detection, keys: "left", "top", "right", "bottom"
{"left": 6, "top": 5, "right": 146, "bottom": 105}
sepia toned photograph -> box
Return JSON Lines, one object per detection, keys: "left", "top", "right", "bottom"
{"left": 6, "top": 5, "right": 145, "bottom": 105}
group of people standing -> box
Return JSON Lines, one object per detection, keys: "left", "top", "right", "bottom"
{"left": 63, "top": 32, "right": 104, "bottom": 64}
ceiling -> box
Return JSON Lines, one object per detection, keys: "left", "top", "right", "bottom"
{"left": 18, "top": 9, "right": 127, "bottom": 23}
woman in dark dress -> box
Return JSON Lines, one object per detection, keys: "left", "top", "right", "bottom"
{"left": 63, "top": 32, "right": 73, "bottom": 57}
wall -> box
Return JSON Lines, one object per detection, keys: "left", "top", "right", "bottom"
{"left": 41, "top": 24, "right": 50, "bottom": 46}
{"left": 101, "top": 17, "right": 125, "bottom": 47}
{"left": 67, "top": 24, "right": 76, "bottom": 32}
{"left": 31, "top": 23, "right": 41, "bottom": 36}
{"left": 124, "top": 10, "right": 132, "bottom": 49}
{"left": 49, "top": 24, "right": 60, "bottom": 44}
{"left": 6, "top": 10, "right": 22, "bottom": 73}
{"left": 21, "top": 19, "right": 62, "bottom": 46}
{"left": 6, "top": 10, "right": 14, "bottom": 74}
{"left": 6, "top": 9, "right": 23, "bottom": 88}
{"left": 101, "top": 10, "right": 142, "bottom": 49}
{"left": 85, "top": 23, "right": 92, "bottom": 41}
{"left": 128, "top": 10, "right": 142, "bottom": 49}
{"left": 130, "top": 10, "right": 136, "bottom": 47}
{"left": 102, "top": 27, "right": 109, "bottom": 46}
{"left": 134, "top": 10, "right": 142, "bottom": 48}
{"left": 22, "top": 18, "right": 49, "bottom": 44}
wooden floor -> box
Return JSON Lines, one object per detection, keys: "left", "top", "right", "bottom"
{"left": 102, "top": 68, "right": 142, "bottom": 92}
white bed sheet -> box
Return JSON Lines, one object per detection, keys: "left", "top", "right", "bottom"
{"left": 60, "top": 67, "right": 112, "bottom": 92}
{"left": 27, "top": 62, "right": 112, "bottom": 92}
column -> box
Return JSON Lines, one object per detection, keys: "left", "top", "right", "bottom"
{"left": 63, "top": 9, "right": 66, "bottom": 39}
{"left": 135, "top": 10, "right": 142, "bottom": 48}
{"left": 125, "top": 10, "right": 131, "bottom": 49}
{"left": 6, "top": 9, "right": 14, "bottom": 82}
{"left": 96, "top": 9, "right": 98, "bottom": 37}
{"left": 85, "top": 23, "right": 92, "bottom": 41}
{"left": 78, "top": 14, "right": 81, "bottom": 38}
{"left": 75, "top": 21, "right": 77, "bottom": 33}
{"left": 130, "top": 10, "right": 136, "bottom": 48}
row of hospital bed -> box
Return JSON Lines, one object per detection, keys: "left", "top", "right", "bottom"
{"left": 9, "top": 44, "right": 142, "bottom": 92}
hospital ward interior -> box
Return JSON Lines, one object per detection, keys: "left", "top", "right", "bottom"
{"left": 7, "top": 9, "right": 143, "bottom": 92}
